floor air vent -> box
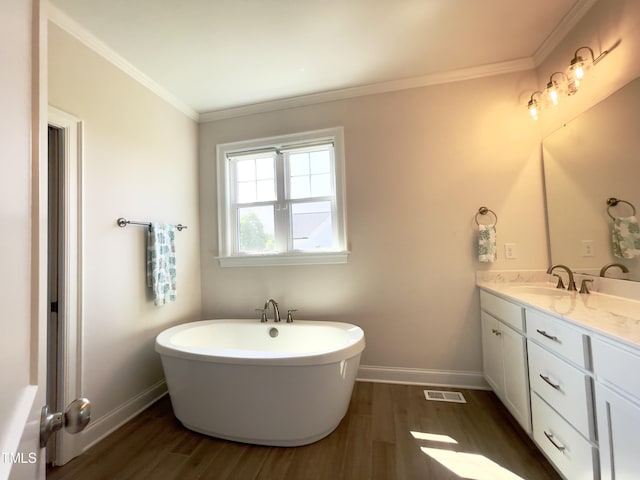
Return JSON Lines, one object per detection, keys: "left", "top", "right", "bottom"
{"left": 424, "top": 390, "right": 466, "bottom": 403}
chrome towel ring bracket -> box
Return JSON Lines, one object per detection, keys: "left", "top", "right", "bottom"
{"left": 475, "top": 207, "right": 498, "bottom": 226}
{"left": 606, "top": 198, "right": 636, "bottom": 220}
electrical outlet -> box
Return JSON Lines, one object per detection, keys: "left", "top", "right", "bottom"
{"left": 504, "top": 243, "right": 518, "bottom": 259}
{"left": 582, "top": 240, "right": 595, "bottom": 257}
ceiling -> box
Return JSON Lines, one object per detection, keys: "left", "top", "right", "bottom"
{"left": 49, "top": 0, "right": 595, "bottom": 119}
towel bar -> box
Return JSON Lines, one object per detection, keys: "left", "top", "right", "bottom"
{"left": 117, "top": 217, "right": 188, "bottom": 231}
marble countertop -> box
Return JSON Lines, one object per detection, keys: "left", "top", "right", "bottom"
{"left": 477, "top": 276, "right": 640, "bottom": 350}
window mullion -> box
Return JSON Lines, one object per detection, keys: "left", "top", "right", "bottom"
{"left": 274, "top": 152, "right": 289, "bottom": 252}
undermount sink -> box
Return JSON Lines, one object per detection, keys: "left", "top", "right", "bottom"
{"left": 507, "top": 285, "right": 573, "bottom": 297}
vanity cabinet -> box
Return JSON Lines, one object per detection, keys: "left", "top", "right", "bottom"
{"left": 478, "top": 283, "right": 640, "bottom": 480}
{"left": 592, "top": 338, "right": 640, "bottom": 480}
{"left": 480, "top": 291, "right": 531, "bottom": 433}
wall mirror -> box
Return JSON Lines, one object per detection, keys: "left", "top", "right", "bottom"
{"left": 543, "top": 76, "right": 640, "bottom": 282}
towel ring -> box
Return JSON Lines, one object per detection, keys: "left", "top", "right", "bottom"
{"left": 606, "top": 198, "right": 636, "bottom": 220}
{"left": 475, "top": 207, "right": 498, "bottom": 226}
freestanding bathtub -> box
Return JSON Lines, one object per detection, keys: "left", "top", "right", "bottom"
{"left": 155, "top": 319, "right": 365, "bottom": 446}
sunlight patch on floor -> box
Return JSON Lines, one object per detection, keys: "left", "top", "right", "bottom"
{"left": 410, "top": 431, "right": 458, "bottom": 444}
{"left": 410, "top": 430, "right": 524, "bottom": 480}
{"left": 420, "top": 447, "right": 525, "bottom": 480}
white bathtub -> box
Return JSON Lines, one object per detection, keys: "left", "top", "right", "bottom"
{"left": 155, "top": 319, "right": 365, "bottom": 446}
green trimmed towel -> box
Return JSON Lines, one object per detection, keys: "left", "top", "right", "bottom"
{"left": 478, "top": 223, "right": 496, "bottom": 263}
{"left": 146, "top": 223, "right": 177, "bottom": 306}
{"left": 611, "top": 215, "right": 640, "bottom": 259}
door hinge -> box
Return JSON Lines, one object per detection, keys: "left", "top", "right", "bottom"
{"left": 51, "top": 301, "right": 58, "bottom": 313}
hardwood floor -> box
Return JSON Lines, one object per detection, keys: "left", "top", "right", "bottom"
{"left": 47, "top": 383, "right": 560, "bottom": 479}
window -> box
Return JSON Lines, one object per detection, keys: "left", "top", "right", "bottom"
{"left": 216, "top": 127, "right": 348, "bottom": 266}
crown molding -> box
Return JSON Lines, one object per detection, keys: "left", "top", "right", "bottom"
{"left": 47, "top": 4, "right": 199, "bottom": 121}
{"left": 200, "top": 57, "right": 535, "bottom": 123}
{"left": 48, "top": 0, "right": 596, "bottom": 124}
{"left": 533, "top": 0, "right": 598, "bottom": 66}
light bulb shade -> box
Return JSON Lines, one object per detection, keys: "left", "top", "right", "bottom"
{"left": 527, "top": 91, "right": 543, "bottom": 120}
{"left": 545, "top": 73, "right": 566, "bottom": 106}
{"left": 528, "top": 100, "right": 539, "bottom": 120}
{"left": 566, "top": 47, "right": 595, "bottom": 95}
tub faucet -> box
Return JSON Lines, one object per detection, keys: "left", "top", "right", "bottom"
{"left": 599, "top": 263, "right": 629, "bottom": 277}
{"left": 264, "top": 299, "right": 281, "bottom": 322}
{"left": 546, "top": 264, "right": 577, "bottom": 291}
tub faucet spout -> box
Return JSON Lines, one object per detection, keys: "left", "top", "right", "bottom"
{"left": 546, "top": 264, "right": 577, "bottom": 291}
{"left": 264, "top": 299, "right": 280, "bottom": 322}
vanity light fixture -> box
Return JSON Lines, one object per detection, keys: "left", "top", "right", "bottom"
{"left": 526, "top": 44, "right": 612, "bottom": 119}
{"left": 527, "top": 91, "right": 543, "bottom": 120}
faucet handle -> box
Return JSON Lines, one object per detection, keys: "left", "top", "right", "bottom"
{"left": 579, "top": 279, "right": 594, "bottom": 294}
{"left": 286, "top": 309, "right": 298, "bottom": 323}
{"left": 255, "top": 308, "right": 268, "bottom": 323}
{"left": 552, "top": 274, "right": 566, "bottom": 289}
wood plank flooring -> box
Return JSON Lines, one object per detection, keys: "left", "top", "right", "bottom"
{"left": 47, "top": 383, "right": 560, "bottom": 479}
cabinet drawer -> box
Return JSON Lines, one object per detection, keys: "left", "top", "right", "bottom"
{"left": 593, "top": 338, "right": 640, "bottom": 401}
{"left": 527, "top": 309, "right": 590, "bottom": 368}
{"left": 480, "top": 290, "right": 524, "bottom": 332}
{"left": 528, "top": 341, "right": 594, "bottom": 439}
{"left": 531, "top": 393, "right": 597, "bottom": 480}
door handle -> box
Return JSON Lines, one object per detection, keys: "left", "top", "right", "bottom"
{"left": 40, "top": 397, "right": 91, "bottom": 447}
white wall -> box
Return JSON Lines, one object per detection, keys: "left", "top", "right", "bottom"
{"left": 199, "top": 0, "right": 640, "bottom": 386}
{"left": 199, "top": 70, "right": 547, "bottom": 386}
{"left": 48, "top": 22, "right": 202, "bottom": 445}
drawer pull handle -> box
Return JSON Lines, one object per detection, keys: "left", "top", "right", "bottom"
{"left": 543, "top": 431, "right": 566, "bottom": 452}
{"left": 491, "top": 328, "right": 502, "bottom": 336}
{"left": 539, "top": 374, "right": 561, "bottom": 390}
{"left": 536, "top": 329, "right": 559, "bottom": 342}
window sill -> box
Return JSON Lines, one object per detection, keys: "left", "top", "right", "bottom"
{"left": 217, "top": 251, "right": 350, "bottom": 267}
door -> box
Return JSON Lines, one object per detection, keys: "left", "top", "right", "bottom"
{"left": 47, "top": 108, "right": 86, "bottom": 466}
{"left": 0, "top": 0, "right": 47, "bottom": 478}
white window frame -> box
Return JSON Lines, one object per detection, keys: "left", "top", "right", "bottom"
{"left": 216, "top": 127, "right": 348, "bottom": 267}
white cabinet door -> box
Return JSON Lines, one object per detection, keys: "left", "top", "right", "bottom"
{"left": 596, "top": 383, "right": 640, "bottom": 480}
{"left": 481, "top": 312, "right": 504, "bottom": 396}
{"left": 502, "top": 326, "right": 531, "bottom": 433}
{"left": 481, "top": 311, "right": 531, "bottom": 433}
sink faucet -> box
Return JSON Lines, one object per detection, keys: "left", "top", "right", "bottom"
{"left": 264, "top": 299, "right": 280, "bottom": 322}
{"left": 599, "top": 263, "right": 629, "bottom": 277}
{"left": 546, "top": 264, "right": 577, "bottom": 291}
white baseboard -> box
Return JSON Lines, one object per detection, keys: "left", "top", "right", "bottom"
{"left": 77, "top": 380, "right": 168, "bottom": 454}
{"left": 357, "top": 365, "right": 490, "bottom": 390}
